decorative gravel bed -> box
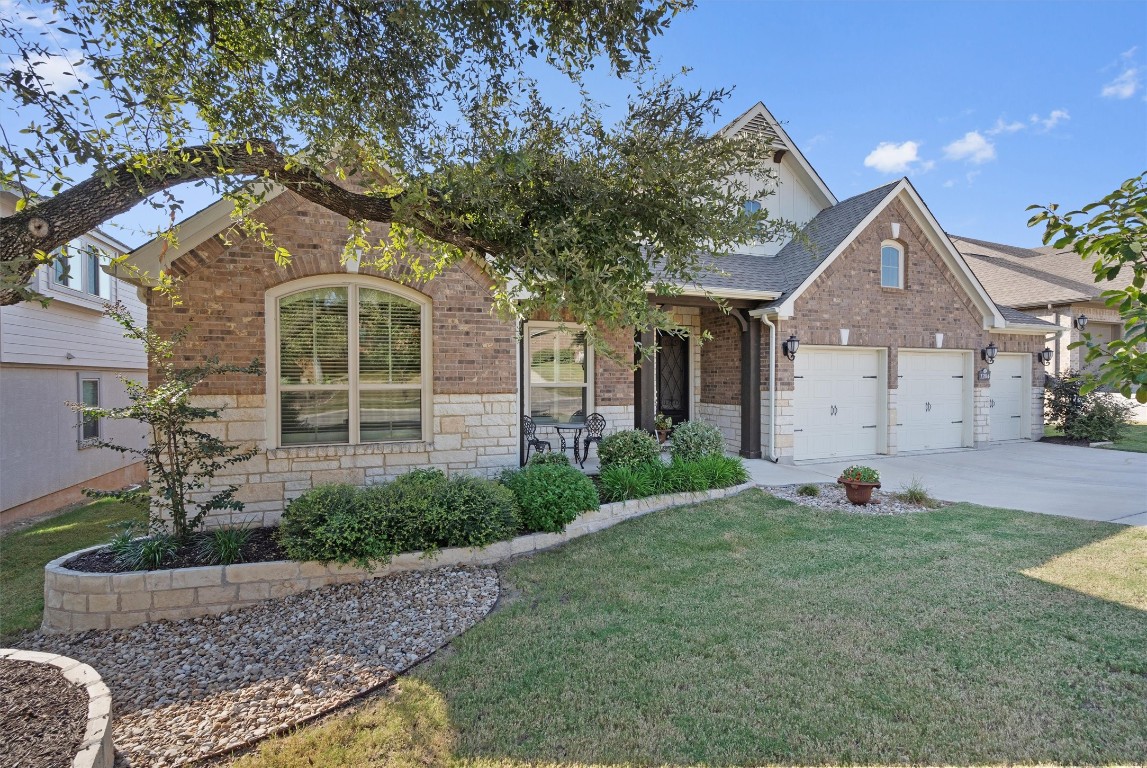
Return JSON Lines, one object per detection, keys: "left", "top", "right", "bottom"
{"left": 0, "top": 659, "right": 89, "bottom": 768}
{"left": 763, "top": 483, "right": 947, "bottom": 515}
{"left": 23, "top": 566, "right": 498, "bottom": 767}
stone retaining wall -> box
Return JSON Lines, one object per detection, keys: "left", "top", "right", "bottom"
{"left": 0, "top": 648, "right": 113, "bottom": 768}
{"left": 43, "top": 483, "right": 756, "bottom": 634}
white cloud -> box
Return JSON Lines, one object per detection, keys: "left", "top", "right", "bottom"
{"left": 0, "top": 0, "right": 55, "bottom": 29}
{"left": 943, "top": 131, "right": 996, "bottom": 164}
{"left": 1101, "top": 67, "right": 1140, "bottom": 99}
{"left": 987, "top": 117, "right": 1026, "bottom": 136}
{"left": 6, "top": 49, "right": 92, "bottom": 91}
{"left": 1030, "top": 109, "right": 1070, "bottom": 131}
{"left": 863, "top": 140, "right": 921, "bottom": 174}
{"left": 942, "top": 179, "right": 956, "bottom": 189}
{"left": 966, "top": 170, "right": 982, "bottom": 186}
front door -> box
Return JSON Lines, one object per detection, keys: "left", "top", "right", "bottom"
{"left": 657, "top": 331, "right": 690, "bottom": 425}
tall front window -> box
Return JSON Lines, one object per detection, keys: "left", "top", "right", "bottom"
{"left": 528, "top": 325, "right": 591, "bottom": 424}
{"left": 881, "top": 242, "right": 903, "bottom": 288}
{"left": 79, "top": 378, "right": 100, "bottom": 442}
{"left": 274, "top": 280, "right": 428, "bottom": 446}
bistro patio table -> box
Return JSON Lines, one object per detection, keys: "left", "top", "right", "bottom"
{"left": 552, "top": 422, "right": 587, "bottom": 464}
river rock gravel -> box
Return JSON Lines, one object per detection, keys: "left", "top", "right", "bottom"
{"left": 763, "top": 483, "right": 946, "bottom": 515}
{"left": 23, "top": 566, "right": 498, "bottom": 767}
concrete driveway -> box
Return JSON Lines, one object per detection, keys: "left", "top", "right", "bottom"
{"left": 744, "top": 441, "right": 1147, "bottom": 526}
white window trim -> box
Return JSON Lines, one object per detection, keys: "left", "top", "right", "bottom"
{"left": 265, "top": 275, "right": 433, "bottom": 448}
{"left": 77, "top": 374, "right": 101, "bottom": 447}
{"left": 46, "top": 240, "right": 117, "bottom": 311}
{"left": 880, "top": 240, "right": 904, "bottom": 289}
{"left": 523, "top": 321, "right": 595, "bottom": 424}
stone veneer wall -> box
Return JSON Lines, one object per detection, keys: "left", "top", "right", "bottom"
{"left": 43, "top": 483, "right": 755, "bottom": 633}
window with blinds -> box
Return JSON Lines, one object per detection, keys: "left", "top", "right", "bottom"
{"left": 527, "top": 325, "right": 591, "bottom": 425}
{"left": 276, "top": 282, "right": 426, "bottom": 446}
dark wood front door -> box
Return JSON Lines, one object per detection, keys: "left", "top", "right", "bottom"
{"left": 657, "top": 331, "right": 689, "bottom": 425}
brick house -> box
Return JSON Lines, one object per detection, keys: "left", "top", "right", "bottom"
{"left": 117, "top": 102, "right": 1058, "bottom": 527}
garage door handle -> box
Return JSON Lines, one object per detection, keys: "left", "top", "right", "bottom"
{"left": 1012, "top": 375, "right": 1022, "bottom": 379}
{"left": 862, "top": 425, "right": 877, "bottom": 428}
{"left": 1012, "top": 415, "right": 1021, "bottom": 419}
{"left": 862, "top": 375, "right": 878, "bottom": 379}
{"left": 990, "top": 399, "right": 995, "bottom": 407}
{"left": 951, "top": 420, "right": 962, "bottom": 424}
{"left": 925, "top": 402, "right": 931, "bottom": 412}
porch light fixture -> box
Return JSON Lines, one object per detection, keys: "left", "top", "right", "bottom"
{"left": 1038, "top": 347, "right": 1053, "bottom": 366}
{"left": 1073, "top": 314, "right": 1088, "bottom": 331}
{"left": 981, "top": 342, "right": 998, "bottom": 365}
{"left": 782, "top": 334, "right": 800, "bottom": 361}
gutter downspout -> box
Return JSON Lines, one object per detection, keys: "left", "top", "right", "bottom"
{"left": 758, "top": 312, "right": 779, "bottom": 463}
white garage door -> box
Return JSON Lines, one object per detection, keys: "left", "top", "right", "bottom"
{"left": 898, "top": 351, "right": 969, "bottom": 452}
{"left": 793, "top": 348, "right": 881, "bottom": 460}
{"left": 991, "top": 354, "right": 1028, "bottom": 441}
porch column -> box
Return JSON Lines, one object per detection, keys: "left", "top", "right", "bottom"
{"left": 737, "top": 311, "right": 762, "bottom": 458}
{"left": 635, "top": 327, "right": 657, "bottom": 433}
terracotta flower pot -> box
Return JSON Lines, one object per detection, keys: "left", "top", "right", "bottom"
{"left": 838, "top": 478, "right": 881, "bottom": 505}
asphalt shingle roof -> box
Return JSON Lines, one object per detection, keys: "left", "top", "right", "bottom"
{"left": 995, "top": 304, "right": 1058, "bottom": 328}
{"left": 680, "top": 181, "right": 899, "bottom": 299}
{"left": 950, "top": 234, "right": 1106, "bottom": 308}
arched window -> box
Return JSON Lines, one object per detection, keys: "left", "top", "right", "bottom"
{"left": 880, "top": 241, "right": 904, "bottom": 288}
{"left": 743, "top": 199, "right": 762, "bottom": 215}
{"left": 267, "top": 276, "right": 431, "bottom": 447}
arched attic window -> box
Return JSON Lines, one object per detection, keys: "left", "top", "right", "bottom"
{"left": 880, "top": 241, "right": 904, "bottom": 289}
{"left": 266, "top": 276, "right": 431, "bottom": 447}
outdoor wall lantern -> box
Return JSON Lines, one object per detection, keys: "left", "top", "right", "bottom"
{"left": 782, "top": 334, "right": 800, "bottom": 361}
{"left": 981, "top": 342, "right": 998, "bottom": 364}
{"left": 1074, "top": 314, "right": 1088, "bottom": 331}
{"left": 1038, "top": 347, "right": 1053, "bottom": 366}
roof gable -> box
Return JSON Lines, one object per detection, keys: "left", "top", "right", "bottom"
{"left": 767, "top": 178, "right": 1005, "bottom": 329}
{"left": 950, "top": 234, "right": 1107, "bottom": 308}
{"left": 718, "top": 102, "right": 836, "bottom": 210}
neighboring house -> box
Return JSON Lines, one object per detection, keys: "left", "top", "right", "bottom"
{"left": 953, "top": 234, "right": 1145, "bottom": 421}
{"left": 0, "top": 190, "right": 148, "bottom": 524}
{"left": 115, "top": 102, "right": 1057, "bottom": 529}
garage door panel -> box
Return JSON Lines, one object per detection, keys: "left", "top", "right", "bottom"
{"left": 991, "top": 355, "right": 1027, "bottom": 441}
{"left": 898, "top": 351, "right": 969, "bottom": 452}
{"left": 794, "top": 348, "right": 881, "bottom": 460}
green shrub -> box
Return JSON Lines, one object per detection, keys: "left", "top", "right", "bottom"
{"left": 1065, "top": 393, "right": 1133, "bottom": 442}
{"left": 527, "top": 451, "right": 571, "bottom": 467}
{"left": 278, "top": 484, "right": 385, "bottom": 567}
{"left": 598, "top": 463, "right": 657, "bottom": 502}
{"left": 668, "top": 419, "right": 726, "bottom": 462}
{"left": 194, "top": 525, "right": 253, "bottom": 565}
{"left": 796, "top": 483, "right": 820, "bottom": 497}
{"left": 598, "top": 429, "right": 660, "bottom": 469}
{"left": 424, "top": 476, "right": 519, "bottom": 548}
{"left": 363, "top": 469, "right": 450, "bottom": 554}
{"left": 501, "top": 464, "right": 599, "bottom": 533}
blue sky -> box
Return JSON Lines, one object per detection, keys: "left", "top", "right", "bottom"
{"left": 4, "top": 1, "right": 1145, "bottom": 249}
{"left": 548, "top": 0, "right": 1147, "bottom": 247}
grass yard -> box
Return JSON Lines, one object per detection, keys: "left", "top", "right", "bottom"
{"left": 0, "top": 499, "right": 145, "bottom": 639}
{"left": 1045, "top": 422, "right": 1147, "bottom": 452}
{"left": 236, "top": 490, "right": 1147, "bottom": 767}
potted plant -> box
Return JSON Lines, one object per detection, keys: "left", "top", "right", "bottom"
{"left": 654, "top": 413, "right": 673, "bottom": 444}
{"left": 837, "top": 465, "right": 881, "bottom": 505}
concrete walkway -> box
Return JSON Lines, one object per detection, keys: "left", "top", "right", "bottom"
{"left": 743, "top": 441, "right": 1147, "bottom": 526}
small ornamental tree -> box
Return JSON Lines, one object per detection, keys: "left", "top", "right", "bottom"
{"left": 74, "top": 302, "right": 262, "bottom": 540}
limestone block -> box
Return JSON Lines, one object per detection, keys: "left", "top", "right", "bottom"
{"left": 112, "top": 573, "right": 148, "bottom": 592}
{"left": 310, "top": 468, "right": 366, "bottom": 486}
{"left": 432, "top": 433, "right": 463, "bottom": 451}
{"left": 86, "top": 594, "right": 119, "bottom": 613}
{"left": 226, "top": 562, "right": 299, "bottom": 583}
{"left": 109, "top": 611, "right": 150, "bottom": 630}
{"left": 71, "top": 613, "right": 110, "bottom": 632}
{"left": 235, "top": 482, "right": 285, "bottom": 503}
{"left": 196, "top": 585, "right": 239, "bottom": 604}
{"left": 74, "top": 575, "right": 112, "bottom": 595}
{"left": 62, "top": 592, "right": 87, "bottom": 612}
{"left": 170, "top": 567, "right": 223, "bottom": 589}
{"left": 238, "top": 583, "right": 271, "bottom": 601}
{"left": 153, "top": 589, "right": 196, "bottom": 609}
{"left": 119, "top": 591, "right": 152, "bottom": 612}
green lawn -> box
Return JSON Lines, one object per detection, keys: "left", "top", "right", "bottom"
{"left": 236, "top": 491, "right": 1147, "bottom": 767}
{"left": 0, "top": 499, "right": 145, "bottom": 639}
{"left": 1045, "top": 422, "right": 1147, "bottom": 452}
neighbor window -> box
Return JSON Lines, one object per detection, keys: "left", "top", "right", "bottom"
{"left": 271, "top": 279, "right": 429, "bottom": 447}
{"left": 82, "top": 246, "right": 110, "bottom": 297}
{"left": 881, "top": 242, "right": 903, "bottom": 288}
{"left": 743, "top": 199, "right": 762, "bottom": 215}
{"left": 52, "top": 248, "right": 73, "bottom": 288}
{"left": 527, "top": 325, "right": 592, "bottom": 424}
{"left": 79, "top": 377, "right": 100, "bottom": 443}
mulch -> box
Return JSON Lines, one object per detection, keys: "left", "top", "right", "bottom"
{"left": 0, "top": 659, "right": 88, "bottom": 768}
{"left": 64, "top": 526, "right": 287, "bottom": 573}
{"left": 1040, "top": 435, "right": 1093, "bottom": 448}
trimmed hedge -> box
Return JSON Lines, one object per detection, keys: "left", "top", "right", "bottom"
{"left": 501, "top": 464, "right": 600, "bottom": 533}
{"left": 598, "top": 456, "right": 748, "bottom": 503}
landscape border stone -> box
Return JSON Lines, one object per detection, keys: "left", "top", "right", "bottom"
{"left": 42, "top": 482, "right": 756, "bottom": 634}
{"left": 0, "top": 648, "right": 113, "bottom": 768}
